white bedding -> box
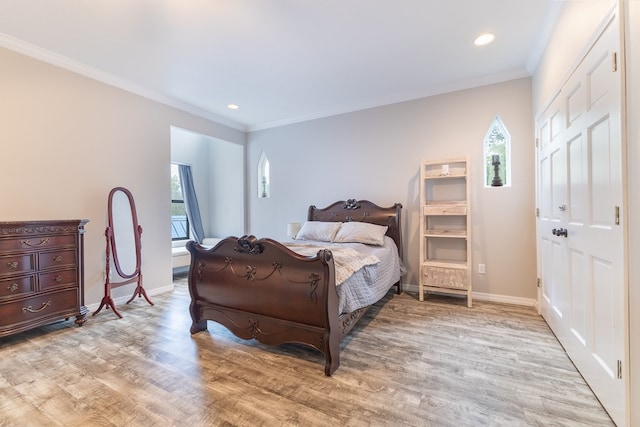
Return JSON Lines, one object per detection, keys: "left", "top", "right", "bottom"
{"left": 285, "top": 236, "right": 405, "bottom": 313}
{"left": 283, "top": 243, "right": 380, "bottom": 286}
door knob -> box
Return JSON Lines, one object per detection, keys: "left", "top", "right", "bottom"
{"left": 552, "top": 228, "right": 568, "bottom": 237}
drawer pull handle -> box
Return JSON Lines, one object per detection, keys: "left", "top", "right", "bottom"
{"left": 8, "top": 283, "right": 18, "bottom": 293}
{"left": 22, "top": 301, "right": 51, "bottom": 314}
{"left": 53, "top": 256, "right": 63, "bottom": 263}
{"left": 21, "top": 238, "right": 50, "bottom": 247}
{"left": 54, "top": 275, "right": 63, "bottom": 282}
{"left": 7, "top": 261, "right": 19, "bottom": 270}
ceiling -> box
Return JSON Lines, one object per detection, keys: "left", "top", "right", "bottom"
{"left": 0, "top": 1, "right": 562, "bottom": 132}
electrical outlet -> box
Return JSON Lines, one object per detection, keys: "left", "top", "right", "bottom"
{"left": 478, "top": 264, "right": 486, "bottom": 274}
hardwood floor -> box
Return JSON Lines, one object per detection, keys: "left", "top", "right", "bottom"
{"left": 0, "top": 276, "right": 614, "bottom": 427}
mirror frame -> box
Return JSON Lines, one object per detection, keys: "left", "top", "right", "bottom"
{"left": 107, "top": 186, "right": 141, "bottom": 279}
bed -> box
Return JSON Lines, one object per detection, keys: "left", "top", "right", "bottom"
{"left": 186, "top": 199, "right": 403, "bottom": 375}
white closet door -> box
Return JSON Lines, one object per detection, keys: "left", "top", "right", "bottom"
{"left": 536, "top": 11, "right": 627, "bottom": 426}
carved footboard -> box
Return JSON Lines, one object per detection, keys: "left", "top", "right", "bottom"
{"left": 187, "top": 235, "right": 342, "bottom": 376}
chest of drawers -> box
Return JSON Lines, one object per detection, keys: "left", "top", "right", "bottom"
{"left": 0, "top": 219, "right": 88, "bottom": 337}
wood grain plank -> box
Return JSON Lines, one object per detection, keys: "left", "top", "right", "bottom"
{"left": 0, "top": 277, "right": 614, "bottom": 426}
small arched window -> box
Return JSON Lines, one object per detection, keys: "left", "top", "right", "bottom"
{"left": 258, "top": 151, "right": 270, "bottom": 198}
{"left": 483, "top": 116, "right": 511, "bottom": 187}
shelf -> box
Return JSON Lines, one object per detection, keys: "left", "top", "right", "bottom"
{"left": 420, "top": 157, "right": 471, "bottom": 307}
{"left": 423, "top": 203, "right": 467, "bottom": 216}
{"left": 424, "top": 173, "right": 466, "bottom": 180}
{"left": 423, "top": 260, "right": 468, "bottom": 269}
{"left": 423, "top": 159, "right": 467, "bottom": 179}
{"left": 424, "top": 229, "right": 467, "bottom": 238}
{"left": 425, "top": 200, "right": 466, "bottom": 206}
{"left": 421, "top": 286, "right": 470, "bottom": 297}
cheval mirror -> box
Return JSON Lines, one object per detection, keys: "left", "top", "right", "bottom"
{"left": 93, "top": 187, "right": 153, "bottom": 318}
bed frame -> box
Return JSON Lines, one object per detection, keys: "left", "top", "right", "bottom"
{"left": 186, "top": 199, "right": 403, "bottom": 376}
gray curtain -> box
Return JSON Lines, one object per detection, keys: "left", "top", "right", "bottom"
{"left": 178, "top": 165, "right": 205, "bottom": 244}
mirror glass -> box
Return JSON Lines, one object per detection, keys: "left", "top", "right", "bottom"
{"left": 108, "top": 187, "right": 140, "bottom": 278}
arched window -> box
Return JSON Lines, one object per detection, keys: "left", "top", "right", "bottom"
{"left": 483, "top": 116, "right": 511, "bottom": 187}
{"left": 258, "top": 151, "right": 270, "bottom": 198}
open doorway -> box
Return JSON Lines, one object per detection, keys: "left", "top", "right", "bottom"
{"left": 170, "top": 126, "right": 245, "bottom": 273}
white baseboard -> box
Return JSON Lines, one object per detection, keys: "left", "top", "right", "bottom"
{"left": 402, "top": 283, "right": 538, "bottom": 308}
{"left": 86, "top": 283, "right": 175, "bottom": 314}
{"left": 87, "top": 282, "right": 539, "bottom": 314}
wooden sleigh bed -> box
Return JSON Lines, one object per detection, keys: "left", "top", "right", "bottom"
{"left": 186, "top": 199, "right": 403, "bottom": 376}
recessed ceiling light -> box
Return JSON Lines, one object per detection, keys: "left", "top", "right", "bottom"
{"left": 227, "top": 104, "right": 239, "bottom": 110}
{"left": 474, "top": 33, "right": 495, "bottom": 46}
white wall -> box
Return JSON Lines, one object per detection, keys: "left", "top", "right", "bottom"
{"left": 170, "top": 127, "right": 245, "bottom": 240}
{"left": 0, "top": 46, "right": 245, "bottom": 307}
{"left": 208, "top": 136, "right": 246, "bottom": 237}
{"left": 247, "top": 78, "right": 537, "bottom": 302}
{"left": 532, "top": 0, "right": 615, "bottom": 112}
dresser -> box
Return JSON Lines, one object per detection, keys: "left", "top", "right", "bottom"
{"left": 0, "top": 219, "right": 89, "bottom": 337}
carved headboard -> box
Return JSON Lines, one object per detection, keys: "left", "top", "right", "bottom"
{"left": 307, "top": 199, "right": 403, "bottom": 260}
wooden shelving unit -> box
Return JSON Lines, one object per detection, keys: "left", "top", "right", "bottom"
{"left": 419, "top": 158, "right": 472, "bottom": 307}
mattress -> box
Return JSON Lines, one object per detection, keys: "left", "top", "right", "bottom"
{"left": 286, "top": 236, "right": 405, "bottom": 313}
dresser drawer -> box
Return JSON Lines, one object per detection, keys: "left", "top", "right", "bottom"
{"left": 423, "top": 205, "right": 467, "bottom": 215}
{"left": 423, "top": 265, "right": 469, "bottom": 289}
{"left": 0, "top": 289, "right": 79, "bottom": 329}
{"left": 39, "top": 268, "right": 78, "bottom": 291}
{"left": 0, "top": 234, "right": 77, "bottom": 252}
{"left": 0, "top": 254, "right": 36, "bottom": 277}
{"left": 0, "top": 275, "right": 36, "bottom": 299}
{"left": 39, "top": 249, "right": 77, "bottom": 270}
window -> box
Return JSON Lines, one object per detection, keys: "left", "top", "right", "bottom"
{"left": 171, "top": 163, "right": 189, "bottom": 240}
{"left": 483, "top": 115, "right": 511, "bottom": 187}
{"left": 258, "top": 151, "right": 270, "bottom": 198}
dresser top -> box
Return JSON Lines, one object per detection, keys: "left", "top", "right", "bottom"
{"left": 0, "top": 219, "right": 89, "bottom": 235}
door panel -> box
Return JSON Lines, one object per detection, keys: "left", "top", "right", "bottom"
{"left": 551, "top": 147, "right": 565, "bottom": 223}
{"left": 540, "top": 236, "right": 552, "bottom": 305}
{"left": 588, "top": 50, "right": 611, "bottom": 110}
{"left": 567, "top": 133, "right": 585, "bottom": 224}
{"left": 590, "top": 116, "right": 613, "bottom": 227}
{"left": 540, "top": 155, "right": 551, "bottom": 219}
{"left": 569, "top": 248, "right": 586, "bottom": 346}
{"left": 567, "top": 82, "right": 584, "bottom": 126}
{"left": 551, "top": 239, "right": 567, "bottom": 319}
{"left": 593, "top": 256, "right": 615, "bottom": 374}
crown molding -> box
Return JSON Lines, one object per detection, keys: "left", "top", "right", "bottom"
{"left": 0, "top": 33, "right": 247, "bottom": 132}
{"left": 247, "top": 68, "right": 531, "bottom": 132}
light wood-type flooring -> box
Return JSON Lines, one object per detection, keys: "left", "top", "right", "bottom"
{"left": 0, "top": 275, "right": 614, "bottom": 426}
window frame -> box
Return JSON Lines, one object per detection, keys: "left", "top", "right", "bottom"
{"left": 258, "top": 151, "right": 270, "bottom": 198}
{"left": 171, "top": 163, "right": 190, "bottom": 241}
{"left": 483, "top": 115, "right": 512, "bottom": 188}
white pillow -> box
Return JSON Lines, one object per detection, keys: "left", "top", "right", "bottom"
{"left": 333, "top": 221, "right": 388, "bottom": 246}
{"left": 295, "top": 221, "right": 342, "bottom": 242}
